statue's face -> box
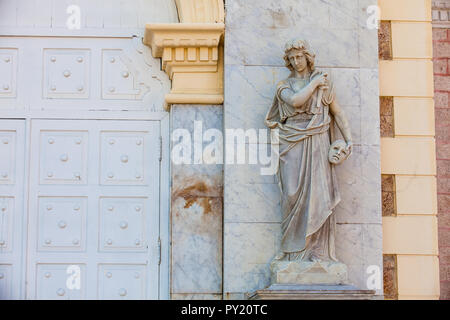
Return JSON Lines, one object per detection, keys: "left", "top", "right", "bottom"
{"left": 287, "top": 49, "right": 308, "bottom": 73}
{"left": 328, "top": 140, "right": 349, "bottom": 165}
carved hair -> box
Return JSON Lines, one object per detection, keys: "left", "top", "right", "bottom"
{"left": 283, "top": 39, "right": 316, "bottom": 71}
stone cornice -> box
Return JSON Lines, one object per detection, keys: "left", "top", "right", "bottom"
{"left": 143, "top": 23, "right": 224, "bottom": 109}
{"left": 144, "top": 23, "right": 224, "bottom": 78}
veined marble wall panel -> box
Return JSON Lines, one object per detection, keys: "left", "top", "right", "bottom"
{"left": 170, "top": 105, "right": 223, "bottom": 298}
{"left": 224, "top": 0, "right": 382, "bottom": 297}
{"left": 225, "top": 0, "right": 378, "bottom": 69}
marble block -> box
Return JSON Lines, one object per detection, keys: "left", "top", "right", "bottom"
{"left": 270, "top": 260, "right": 348, "bottom": 285}
{"left": 248, "top": 284, "right": 376, "bottom": 300}
{"left": 224, "top": 0, "right": 382, "bottom": 298}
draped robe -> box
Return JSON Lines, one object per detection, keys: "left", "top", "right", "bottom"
{"left": 265, "top": 70, "right": 340, "bottom": 261}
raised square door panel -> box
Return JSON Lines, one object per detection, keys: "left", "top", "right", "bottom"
{"left": 0, "top": 48, "right": 17, "bottom": 98}
{"left": 39, "top": 131, "right": 88, "bottom": 185}
{"left": 98, "top": 264, "right": 147, "bottom": 300}
{"left": 43, "top": 49, "right": 90, "bottom": 99}
{"left": 36, "top": 264, "right": 86, "bottom": 300}
{"left": 0, "top": 130, "right": 17, "bottom": 185}
{"left": 37, "top": 197, "right": 87, "bottom": 251}
{"left": 0, "top": 197, "right": 14, "bottom": 252}
{"left": 0, "top": 264, "right": 12, "bottom": 299}
{"left": 99, "top": 197, "right": 147, "bottom": 251}
{"left": 100, "top": 131, "right": 148, "bottom": 185}
{"left": 102, "top": 49, "right": 145, "bottom": 100}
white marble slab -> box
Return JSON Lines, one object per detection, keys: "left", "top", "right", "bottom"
{"left": 224, "top": 182, "right": 281, "bottom": 223}
{"left": 224, "top": 222, "right": 281, "bottom": 293}
{"left": 222, "top": 0, "right": 382, "bottom": 298}
{"left": 360, "top": 69, "right": 381, "bottom": 146}
{"left": 225, "top": 27, "right": 360, "bottom": 68}
{"left": 170, "top": 106, "right": 224, "bottom": 294}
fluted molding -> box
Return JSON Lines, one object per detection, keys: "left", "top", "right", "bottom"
{"left": 175, "top": 0, "right": 225, "bottom": 23}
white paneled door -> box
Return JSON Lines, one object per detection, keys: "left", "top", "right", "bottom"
{"left": 0, "top": 0, "right": 173, "bottom": 300}
{"left": 27, "top": 120, "right": 161, "bottom": 299}
{"left": 0, "top": 119, "right": 164, "bottom": 300}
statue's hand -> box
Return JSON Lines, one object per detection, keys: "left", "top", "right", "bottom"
{"left": 313, "top": 73, "right": 329, "bottom": 90}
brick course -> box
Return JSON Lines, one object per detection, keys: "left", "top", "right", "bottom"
{"left": 437, "top": 159, "right": 450, "bottom": 177}
{"left": 380, "top": 97, "right": 395, "bottom": 137}
{"left": 433, "top": 25, "right": 450, "bottom": 300}
{"left": 438, "top": 177, "right": 450, "bottom": 194}
{"left": 434, "top": 91, "right": 448, "bottom": 108}
{"left": 383, "top": 254, "right": 398, "bottom": 300}
{"left": 379, "top": 21, "right": 393, "bottom": 60}
{"left": 434, "top": 58, "right": 448, "bottom": 74}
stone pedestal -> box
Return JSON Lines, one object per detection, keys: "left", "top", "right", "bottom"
{"left": 271, "top": 260, "right": 348, "bottom": 285}
{"left": 248, "top": 284, "right": 377, "bottom": 300}
{"left": 249, "top": 260, "right": 377, "bottom": 300}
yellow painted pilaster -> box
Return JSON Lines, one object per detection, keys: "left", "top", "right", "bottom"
{"left": 379, "top": 0, "right": 440, "bottom": 299}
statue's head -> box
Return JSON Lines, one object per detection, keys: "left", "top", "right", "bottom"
{"left": 328, "top": 140, "right": 349, "bottom": 165}
{"left": 283, "top": 39, "right": 316, "bottom": 73}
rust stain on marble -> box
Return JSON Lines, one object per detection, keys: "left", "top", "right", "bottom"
{"left": 172, "top": 178, "right": 222, "bottom": 215}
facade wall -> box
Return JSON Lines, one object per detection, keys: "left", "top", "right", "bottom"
{"left": 379, "top": 0, "right": 441, "bottom": 300}
{"left": 0, "top": 0, "right": 445, "bottom": 300}
{"left": 223, "top": 0, "right": 382, "bottom": 298}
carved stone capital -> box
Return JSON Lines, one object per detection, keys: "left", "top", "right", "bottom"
{"left": 144, "top": 23, "right": 224, "bottom": 78}
{"left": 143, "top": 23, "right": 224, "bottom": 108}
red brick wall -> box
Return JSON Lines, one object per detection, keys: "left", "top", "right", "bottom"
{"left": 433, "top": 27, "right": 450, "bottom": 300}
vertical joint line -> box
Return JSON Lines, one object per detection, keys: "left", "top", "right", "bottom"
{"left": 158, "top": 237, "right": 161, "bottom": 265}
{"left": 159, "top": 136, "right": 162, "bottom": 161}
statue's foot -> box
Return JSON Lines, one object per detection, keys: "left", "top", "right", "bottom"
{"left": 274, "top": 252, "right": 286, "bottom": 261}
{"left": 309, "top": 254, "right": 323, "bottom": 263}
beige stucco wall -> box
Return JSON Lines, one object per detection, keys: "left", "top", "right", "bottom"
{"left": 379, "top": 0, "right": 440, "bottom": 299}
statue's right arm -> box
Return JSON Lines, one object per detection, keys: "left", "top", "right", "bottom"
{"left": 279, "top": 79, "right": 319, "bottom": 109}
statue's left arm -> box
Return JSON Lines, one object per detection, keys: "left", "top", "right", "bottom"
{"left": 329, "top": 99, "right": 353, "bottom": 153}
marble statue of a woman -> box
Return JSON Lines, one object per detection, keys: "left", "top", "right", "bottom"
{"left": 265, "top": 39, "right": 353, "bottom": 266}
